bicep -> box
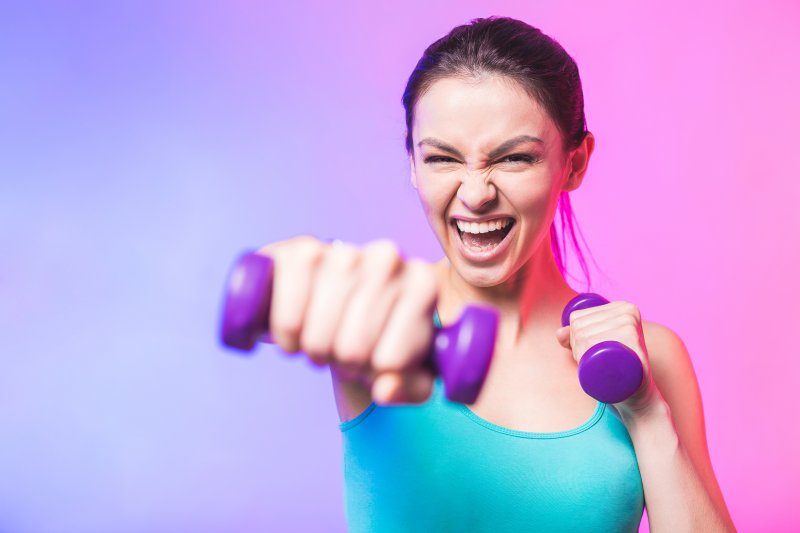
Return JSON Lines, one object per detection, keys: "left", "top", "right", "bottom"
{"left": 645, "top": 322, "right": 731, "bottom": 519}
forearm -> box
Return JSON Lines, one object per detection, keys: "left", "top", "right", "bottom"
{"left": 621, "top": 399, "right": 735, "bottom": 532}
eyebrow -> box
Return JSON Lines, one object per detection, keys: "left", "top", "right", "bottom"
{"left": 417, "top": 135, "right": 544, "bottom": 160}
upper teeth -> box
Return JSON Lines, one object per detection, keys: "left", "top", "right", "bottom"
{"left": 455, "top": 218, "right": 512, "bottom": 234}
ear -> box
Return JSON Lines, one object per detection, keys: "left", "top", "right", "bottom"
{"left": 409, "top": 153, "right": 418, "bottom": 190}
{"left": 563, "top": 132, "right": 595, "bottom": 192}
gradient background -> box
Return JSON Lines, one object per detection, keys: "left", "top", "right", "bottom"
{"left": 2, "top": 1, "right": 799, "bottom": 531}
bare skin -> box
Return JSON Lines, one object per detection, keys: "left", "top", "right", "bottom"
{"left": 330, "top": 75, "right": 607, "bottom": 431}
{"left": 266, "top": 73, "right": 735, "bottom": 530}
{"left": 331, "top": 258, "right": 596, "bottom": 434}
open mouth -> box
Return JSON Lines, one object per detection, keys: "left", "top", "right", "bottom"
{"left": 452, "top": 217, "right": 515, "bottom": 253}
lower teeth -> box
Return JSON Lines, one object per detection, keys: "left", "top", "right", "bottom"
{"left": 459, "top": 225, "right": 511, "bottom": 251}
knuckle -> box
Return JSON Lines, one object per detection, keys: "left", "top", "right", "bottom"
{"left": 271, "top": 314, "right": 301, "bottom": 341}
{"left": 334, "top": 337, "right": 371, "bottom": 367}
{"left": 573, "top": 328, "right": 589, "bottom": 344}
{"left": 325, "top": 241, "right": 360, "bottom": 269}
{"left": 620, "top": 300, "right": 639, "bottom": 316}
{"left": 256, "top": 244, "right": 276, "bottom": 256}
{"left": 571, "top": 312, "right": 588, "bottom": 329}
{"left": 258, "top": 236, "right": 324, "bottom": 262}
{"left": 624, "top": 322, "right": 640, "bottom": 337}
{"left": 265, "top": 235, "right": 314, "bottom": 256}
{"left": 403, "top": 260, "right": 438, "bottom": 297}
{"left": 362, "top": 239, "right": 402, "bottom": 276}
{"left": 365, "top": 238, "right": 400, "bottom": 256}
{"left": 373, "top": 313, "right": 432, "bottom": 374}
{"left": 293, "top": 237, "right": 325, "bottom": 264}
{"left": 372, "top": 349, "right": 412, "bottom": 373}
{"left": 291, "top": 234, "right": 321, "bottom": 248}
{"left": 300, "top": 333, "right": 332, "bottom": 363}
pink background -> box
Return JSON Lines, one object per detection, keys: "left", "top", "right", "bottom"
{"left": 1, "top": 1, "right": 798, "bottom": 531}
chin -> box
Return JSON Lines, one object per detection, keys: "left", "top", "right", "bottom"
{"left": 449, "top": 259, "right": 514, "bottom": 288}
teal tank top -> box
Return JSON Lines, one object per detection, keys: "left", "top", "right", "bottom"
{"left": 339, "top": 314, "right": 645, "bottom": 532}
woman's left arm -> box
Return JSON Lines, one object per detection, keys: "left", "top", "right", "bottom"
{"left": 626, "top": 320, "right": 735, "bottom": 531}
{"left": 558, "top": 302, "right": 736, "bottom": 531}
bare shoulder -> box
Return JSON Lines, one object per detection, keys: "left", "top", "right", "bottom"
{"left": 642, "top": 321, "right": 691, "bottom": 364}
{"left": 641, "top": 320, "right": 699, "bottom": 405}
{"left": 642, "top": 320, "right": 732, "bottom": 521}
{"left": 641, "top": 320, "right": 702, "bottom": 425}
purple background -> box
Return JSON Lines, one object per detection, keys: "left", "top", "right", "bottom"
{"left": 2, "top": 1, "right": 799, "bottom": 531}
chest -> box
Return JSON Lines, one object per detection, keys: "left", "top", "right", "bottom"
{"left": 464, "top": 344, "right": 600, "bottom": 433}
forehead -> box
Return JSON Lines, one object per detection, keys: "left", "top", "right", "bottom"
{"left": 412, "top": 75, "right": 559, "bottom": 152}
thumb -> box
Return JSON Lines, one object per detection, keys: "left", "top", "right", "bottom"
{"left": 555, "top": 325, "right": 571, "bottom": 349}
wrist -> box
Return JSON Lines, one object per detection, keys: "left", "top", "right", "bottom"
{"left": 615, "top": 374, "right": 666, "bottom": 424}
{"left": 619, "top": 394, "right": 679, "bottom": 448}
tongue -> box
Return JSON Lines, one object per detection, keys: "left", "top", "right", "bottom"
{"left": 462, "top": 228, "right": 506, "bottom": 249}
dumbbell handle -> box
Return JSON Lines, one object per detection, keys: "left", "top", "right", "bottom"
{"left": 219, "top": 251, "right": 498, "bottom": 403}
{"left": 561, "top": 293, "right": 644, "bottom": 404}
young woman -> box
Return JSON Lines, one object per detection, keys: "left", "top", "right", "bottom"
{"left": 262, "top": 16, "right": 735, "bottom": 532}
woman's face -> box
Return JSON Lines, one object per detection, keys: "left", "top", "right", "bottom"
{"left": 410, "top": 75, "right": 581, "bottom": 288}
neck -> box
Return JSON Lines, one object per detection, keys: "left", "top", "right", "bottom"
{"left": 436, "top": 238, "right": 579, "bottom": 342}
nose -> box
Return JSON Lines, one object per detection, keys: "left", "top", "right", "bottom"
{"left": 457, "top": 171, "right": 497, "bottom": 212}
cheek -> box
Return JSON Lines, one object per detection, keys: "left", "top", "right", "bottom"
{"left": 503, "top": 180, "right": 562, "bottom": 248}
{"left": 506, "top": 180, "right": 554, "bottom": 216}
{"left": 417, "top": 178, "right": 456, "bottom": 219}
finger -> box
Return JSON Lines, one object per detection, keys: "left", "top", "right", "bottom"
{"left": 555, "top": 325, "right": 571, "bottom": 348}
{"left": 567, "top": 301, "right": 621, "bottom": 327}
{"left": 570, "top": 314, "right": 642, "bottom": 364}
{"left": 575, "top": 313, "right": 639, "bottom": 342}
{"left": 300, "top": 241, "right": 361, "bottom": 366}
{"left": 371, "top": 258, "right": 438, "bottom": 373}
{"left": 268, "top": 236, "right": 324, "bottom": 353}
{"left": 372, "top": 370, "right": 434, "bottom": 405}
{"left": 333, "top": 240, "right": 403, "bottom": 370}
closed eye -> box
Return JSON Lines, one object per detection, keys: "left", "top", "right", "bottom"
{"left": 500, "top": 154, "right": 537, "bottom": 164}
{"left": 423, "top": 155, "right": 458, "bottom": 164}
{"left": 423, "top": 154, "right": 538, "bottom": 165}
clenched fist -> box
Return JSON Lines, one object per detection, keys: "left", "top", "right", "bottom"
{"left": 259, "top": 236, "right": 440, "bottom": 404}
{"left": 555, "top": 300, "right": 658, "bottom": 411}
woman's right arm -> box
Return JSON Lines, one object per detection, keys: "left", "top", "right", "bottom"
{"left": 258, "top": 236, "right": 440, "bottom": 415}
{"left": 330, "top": 366, "right": 373, "bottom": 423}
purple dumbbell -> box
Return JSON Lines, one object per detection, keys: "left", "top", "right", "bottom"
{"left": 562, "top": 293, "right": 644, "bottom": 404}
{"left": 220, "top": 250, "right": 499, "bottom": 404}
